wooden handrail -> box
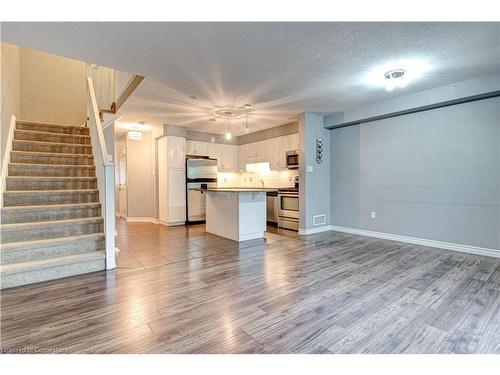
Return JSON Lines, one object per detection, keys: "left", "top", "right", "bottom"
{"left": 113, "top": 75, "right": 144, "bottom": 113}
{"left": 87, "top": 77, "right": 112, "bottom": 166}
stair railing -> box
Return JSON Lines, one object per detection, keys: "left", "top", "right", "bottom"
{"left": 87, "top": 77, "right": 116, "bottom": 269}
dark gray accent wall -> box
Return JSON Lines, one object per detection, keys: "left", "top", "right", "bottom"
{"left": 238, "top": 122, "right": 298, "bottom": 145}
{"left": 330, "top": 97, "right": 500, "bottom": 250}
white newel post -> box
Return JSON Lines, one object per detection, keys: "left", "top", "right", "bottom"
{"left": 87, "top": 77, "right": 116, "bottom": 270}
{"left": 104, "top": 164, "right": 116, "bottom": 269}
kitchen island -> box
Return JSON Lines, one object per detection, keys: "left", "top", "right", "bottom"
{"left": 194, "top": 188, "right": 277, "bottom": 242}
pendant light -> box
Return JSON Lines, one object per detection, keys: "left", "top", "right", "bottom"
{"left": 224, "top": 111, "right": 232, "bottom": 141}
{"left": 244, "top": 111, "right": 250, "bottom": 134}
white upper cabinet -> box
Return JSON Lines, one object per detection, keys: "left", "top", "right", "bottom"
{"left": 167, "top": 136, "right": 186, "bottom": 169}
{"left": 238, "top": 143, "right": 249, "bottom": 170}
{"left": 209, "top": 142, "right": 222, "bottom": 169}
{"left": 186, "top": 140, "right": 209, "bottom": 156}
{"left": 288, "top": 133, "right": 299, "bottom": 151}
{"left": 221, "top": 144, "right": 238, "bottom": 171}
{"left": 267, "top": 137, "right": 280, "bottom": 170}
{"left": 242, "top": 132, "right": 299, "bottom": 171}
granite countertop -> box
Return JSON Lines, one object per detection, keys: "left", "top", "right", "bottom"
{"left": 191, "top": 187, "right": 279, "bottom": 193}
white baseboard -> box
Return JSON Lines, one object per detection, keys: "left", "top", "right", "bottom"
{"left": 125, "top": 217, "right": 157, "bottom": 223}
{"left": 157, "top": 220, "right": 185, "bottom": 227}
{"left": 331, "top": 225, "right": 500, "bottom": 259}
{"left": 298, "top": 225, "right": 332, "bottom": 235}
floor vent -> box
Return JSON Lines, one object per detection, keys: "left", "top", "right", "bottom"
{"left": 313, "top": 214, "right": 326, "bottom": 226}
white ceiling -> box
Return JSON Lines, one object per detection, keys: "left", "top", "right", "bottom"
{"left": 2, "top": 22, "right": 499, "bottom": 136}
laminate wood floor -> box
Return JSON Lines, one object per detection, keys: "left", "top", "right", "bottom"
{"left": 1, "top": 220, "right": 500, "bottom": 354}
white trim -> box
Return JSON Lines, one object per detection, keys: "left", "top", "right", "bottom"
{"left": 1, "top": 115, "right": 16, "bottom": 208}
{"left": 125, "top": 216, "right": 157, "bottom": 223}
{"left": 331, "top": 226, "right": 500, "bottom": 259}
{"left": 298, "top": 225, "right": 332, "bottom": 235}
{"left": 239, "top": 232, "right": 264, "bottom": 242}
{"left": 158, "top": 220, "right": 185, "bottom": 227}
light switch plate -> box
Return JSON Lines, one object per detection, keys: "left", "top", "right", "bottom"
{"left": 307, "top": 165, "right": 314, "bottom": 172}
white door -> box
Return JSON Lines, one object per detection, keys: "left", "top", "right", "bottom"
{"left": 167, "top": 136, "right": 186, "bottom": 169}
{"left": 168, "top": 169, "right": 186, "bottom": 224}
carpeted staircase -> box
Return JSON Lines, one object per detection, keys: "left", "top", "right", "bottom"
{"left": 0, "top": 120, "right": 106, "bottom": 289}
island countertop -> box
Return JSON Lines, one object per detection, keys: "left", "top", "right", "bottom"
{"left": 192, "top": 187, "right": 278, "bottom": 193}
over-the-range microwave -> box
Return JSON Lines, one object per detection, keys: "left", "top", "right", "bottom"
{"left": 286, "top": 150, "right": 299, "bottom": 169}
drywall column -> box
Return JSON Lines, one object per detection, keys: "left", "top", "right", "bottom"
{"left": 298, "top": 112, "right": 331, "bottom": 234}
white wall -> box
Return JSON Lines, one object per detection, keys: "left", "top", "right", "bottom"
{"left": 1, "top": 42, "right": 21, "bottom": 165}
{"left": 19, "top": 47, "right": 87, "bottom": 125}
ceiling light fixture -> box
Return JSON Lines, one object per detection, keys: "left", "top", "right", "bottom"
{"left": 244, "top": 110, "right": 250, "bottom": 134}
{"left": 224, "top": 111, "right": 232, "bottom": 141}
{"left": 364, "top": 59, "right": 429, "bottom": 91}
{"left": 384, "top": 69, "right": 406, "bottom": 91}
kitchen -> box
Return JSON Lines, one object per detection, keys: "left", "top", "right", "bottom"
{"left": 152, "top": 121, "right": 300, "bottom": 241}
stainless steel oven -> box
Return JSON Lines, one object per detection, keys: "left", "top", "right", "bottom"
{"left": 278, "top": 191, "right": 299, "bottom": 231}
{"left": 286, "top": 150, "right": 299, "bottom": 169}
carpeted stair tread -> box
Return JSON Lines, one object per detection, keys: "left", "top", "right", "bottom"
{"left": 0, "top": 232, "right": 105, "bottom": 250}
{"left": 14, "top": 129, "right": 91, "bottom": 145}
{"left": 10, "top": 150, "right": 94, "bottom": 165}
{"left": 16, "top": 120, "right": 89, "bottom": 135}
{"left": 12, "top": 140, "right": 93, "bottom": 154}
{"left": 0, "top": 251, "right": 106, "bottom": 288}
{"left": 6, "top": 176, "right": 97, "bottom": 190}
{"left": 0, "top": 217, "right": 104, "bottom": 243}
{"left": 8, "top": 163, "right": 96, "bottom": 177}
{"left": 3, "top": 189, "right": 99, "bottom": 206}
{"left": 1, "top": 202, "right": 101, "bottom": 224}
{"left": 1, "top": 233, "right": 105, "bottom": 265}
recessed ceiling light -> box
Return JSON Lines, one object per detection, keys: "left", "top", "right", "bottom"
{"left": 243, "top": 104, "right": 252, "bottom": 108}
{"left": 384, "top": 69, "right": 406, "bottom": 91}
{"left": 189, "top": 95, "right": 197, "bottom": 100}
{"left": 364, "top": 59, "right": 429, "bottom": 91}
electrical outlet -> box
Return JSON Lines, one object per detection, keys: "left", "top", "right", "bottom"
{"left": 307, "top": 165, "right": 314, "bottom": 173}
{"left": 249, "top": 177, "right": 253, "bottom": 182}
{"left": 370, "top": 211, "right": 376, "bottom": 219}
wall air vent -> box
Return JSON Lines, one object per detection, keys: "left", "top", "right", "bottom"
{"left": 313, "top": 214, "right": 326, "bottom": 226}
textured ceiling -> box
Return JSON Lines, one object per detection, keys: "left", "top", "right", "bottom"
{"left": 2, "top": 22, "right": 499, "bottom": 136}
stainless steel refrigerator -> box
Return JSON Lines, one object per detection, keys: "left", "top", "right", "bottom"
{"left": 186, "top": 156, "right": 218, "bottom": 223}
